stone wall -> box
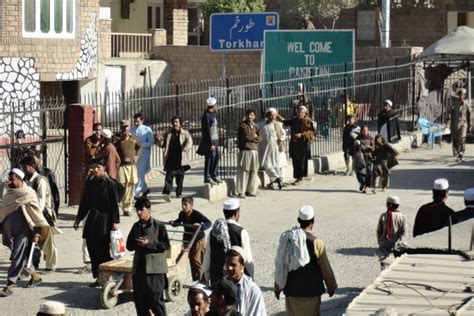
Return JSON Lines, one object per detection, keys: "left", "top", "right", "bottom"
{"left": 152, "top": 46, "right": 261, "bottom": 82}
{"left": 0, "top": 0, "right": 101, "bottom": 81}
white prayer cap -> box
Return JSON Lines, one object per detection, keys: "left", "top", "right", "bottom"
{"left": 10, "top": 168, "right": 24, "bottom": 180}
{"left": 39, "top": 301, "right": 66, "bottom": 314}
{"left": 298, "top": 205, "right": 314, "bottom": 221}
{"left": 384, "top": 99, "right": 393, "bottom": 106}
{"left": 101, "top": 128, "right": 112, "bottom": 139}
{"left": 266, "top": 107, "right": 277, "bottom": 114}
{"left": 433, "top": 178, "right": 449, "bottom": 190}
{"left": 190, "top": 282, "right": 212, "bottom": 297}
{"left": 223, "top": 198, "right": 240, "bottom": 211}
{"left": 207, "top": 97, "right": 217, "bottom": 107}
{"left": 298, "top": 105, "right": 308, "bottom": 113}
{"left": 386, "top": 196, "right": 400, "bottom": 205}
{"left": 229, "top": 245, "right": 247, "bottom": 263}
{"left": 457, "top": 88, "right": 467, "bottom": 95}
{"left": 464, "top": 188, "right": 474, "bottom": 201}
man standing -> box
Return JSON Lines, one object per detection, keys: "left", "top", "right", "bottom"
{"left": 201, "top": 199, "right": 254, "bottom": 286}
{"left": 274, "top": 205, "right": 337, "bottom": 316}
{"left": 197, "top": 97, "right": 221, "bottom": 184}
{"left": 413, "top": 178, "right": 454, "bottom": 237}
{"left": 83, "top": 123, "right": 102, "bottom": 179}
{"left": 342, "top": 115, "right": 358, "bottom": 176}
{"left": 298, "top": 14, "right": 315, "bottom": 30}
{"left": 185, "top": 283, "right": 212, "bottom": 316}
{"left": 115, "top": 119, "right": 142, "bottom": 216}
{"left": 131, "top": 113, "right": 154, "bottom": 197}
{"left": 447, "top": 88, "right": 471, "bottom": 161}
{"left": 223, "top": 246, "right": 266, "bottom": 315}
{"left": 97, "top": 129, "right": 121, "bottom": 179}
{"left": 74, "top": 158, "right": 121, "bottom": 287}
{"left": 280, "top": 106, "right": 315, "bottom": 185}
{"left": 377, "top": 100, "right": 401, "bottom": 144}
{"left": 451, "top": 188, "right": 474, "bottom": 224}
{"left": 236, "top": 109, "right": 260, "bottom": 198}
{"left": 127, "top": 197, "right": 170, "bottom": 316}
{"left": 207, "top": 278, "right": 241, "bottom": 316}
{"left": 156, "top": 116, "right": 193, "bottom": 201}
{"left": 170, "top": 197, "right": 211, "bottom": 281}
{"left": 0, "top": 169, "right": 48, "bottom": 296}
{"left": 258, "top": 108, "right": 284, "bottom": 190}
{"left": 376, "top": 196, "right": 407, "bottom": 269}
{"left": 21, "top": 155, "right": 58, "bottom": 273}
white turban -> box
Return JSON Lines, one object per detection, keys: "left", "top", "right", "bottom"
{"left": 266, "top": 107, "right": 277, "bottom": 114}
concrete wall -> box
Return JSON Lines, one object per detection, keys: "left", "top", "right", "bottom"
{"left": 152, "top": 46, "right": 261, "bottom": 82}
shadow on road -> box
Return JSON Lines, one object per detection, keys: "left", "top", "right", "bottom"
{"left": 336, "top": 247, "right": 377, "bottom": 257}
{"left": 321, "top": 287, "right": 364, "bottom": 315}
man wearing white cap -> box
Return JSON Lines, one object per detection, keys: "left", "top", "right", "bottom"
{"left": 376, "top": 196, "right": 407, "bottom": 269}
{"left": 377, "top": 99, "right": 401, "bottom": 144}
{"left": 97, "top": 128, "right": 121, "bottom": 179}
{"left": 413, "top": 178, "right": 454, "bottom": 237}
{"left": 447, "top": 88, "right": 471, "bottom": 161}
{"left": 0, "top": 169, "right": 49, "bottom": 296}
{"left": 274, "top": 205, "right": 337, "bottom": 316}
{"left": 197, "top": 96, "right": 221, "bottom": 184}
{"left": 185, "top": 282, "right": 212, "bottom": 316}
{"left": 201, "top": 198, "right": 254, "bottom": 286}
{"left": 258, "top": 107, "right": 285, "bottom": 190}
{"left": 37, "top": 300, "right": 65, "bottom": 315}
{"left": 451, "top": 188, "right": 474, "bottom": 224}
{"left": 224, "top": 246, "right": 266, "bottom": 316}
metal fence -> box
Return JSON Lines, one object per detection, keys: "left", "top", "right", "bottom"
{"left": 83, "top": 56, "right": 417, "bottom": 180}
{"left": 0, "top": 97, "right": 67, "bottom": 200}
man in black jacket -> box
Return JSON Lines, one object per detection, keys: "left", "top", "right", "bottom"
{"left": 127, "top": 197, "right": 170, "bottom": 316}
{"left": 377, "top": 99, "right": 401, "bottom": 144}
{"left": 342, "top": 115, "right": 358, "bottom": 176}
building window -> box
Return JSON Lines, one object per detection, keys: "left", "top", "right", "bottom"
{"left": 147, "top": 4, "right": 162, "bottom": 29}
{"left": 23, "top": 0, "right": 75, "bottom": 38}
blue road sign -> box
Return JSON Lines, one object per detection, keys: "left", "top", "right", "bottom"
{"left": 210, "top": 12, "right": 279, "bottom": 51}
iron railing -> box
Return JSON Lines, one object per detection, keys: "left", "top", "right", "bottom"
{"left": 83, "top": 57, "right": 419, "bottom": 180}
{"left": 111, "top": 32, "right": 153, "bottom": 58}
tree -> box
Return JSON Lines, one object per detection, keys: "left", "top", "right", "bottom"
{"left": 200, "top": 0, "right": 266, "bottom": 22}
{"left": 294, "top": 0, "right": 360, "bottom": 29}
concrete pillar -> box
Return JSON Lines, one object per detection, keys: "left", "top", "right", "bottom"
{"left": 67, "top": 104, "right": 94, "bottom": 205}
{"left": 151, "top": 29, "right": 167, "bottom": 47}
{"left": 164, "top": 0, "right": 189, "bottom": 46}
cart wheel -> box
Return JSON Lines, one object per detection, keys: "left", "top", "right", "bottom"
{"left": 101, "top": 280, "right": 118, "bottom": 309}
{"left": 165, "top": 276, "right": 182, "bottom": 302}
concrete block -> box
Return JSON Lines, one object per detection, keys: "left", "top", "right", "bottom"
{"left": 203, "top": 181, "right": 228, "bottom": 202}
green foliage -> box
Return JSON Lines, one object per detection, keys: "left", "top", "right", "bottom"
{"left": 200, "top": 0, "right": 266, "bottom": 22}
{"left": 294, "top": 0, "right": 360, "bottom": 29}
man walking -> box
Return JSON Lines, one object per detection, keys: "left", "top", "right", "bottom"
{"left": 74, "top": 158, "right": 121, "bottom": 287}
{"left": 21, "top": 155, "right": 58, "bottom": 273}
{"left": 377, "top": 99, "right": 401, "bottom": 144}
{"left": 170, "top": 197, "right": 211, "bottom": 281}
{"left": 0, "top": 169, "right": 48, "bottom": 296}
{"left": 342, "top": 115, "right": 358, "bottom": 176}
{"left": 274, "top": 205, "right": 337, "bottom": 316}
{"left": 236, "top": 109, "right": 260, "bottom": 198}
{"left": 97, "top": 129, "right": 120, "bottom": 179}
{"left": 413, "top": 178, "right": 454, "bottom": 237}
{"left": 115, "top": 119, "right": 142, "bottom": 216}
{"left": 156, "top": 116, "right": 193, "bottom": 201}
{"left": 201, "top": 199, "right": 254, "bottom": 286}
{"left": 447, "top": 88, "right": 471, "bottom": 161}
{"left": 197, "top": 97, "right": 221, "bottom": 184}
{"left": 258, "top": 108, "right": 285, "bottom": 190}
{"left": 131, "top": 113, "right": 154, "bottom": 197}
{"left": 127, "top": 197, "right": 170, "bottom": 316}
{"left": 280, "top": 106, "right": 315, "bottom": 185}
{"left": 83, "top": 123, "right": 102, "bottom": 179}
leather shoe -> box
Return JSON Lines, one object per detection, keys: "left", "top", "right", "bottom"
{"left": 245, "top": 192, "right": 257, "bottom": 197}
{"left": 141, "top": 189, "right": 150, "bottom": 197}
{"left": 88, "top": 279, "right": 100, "bottom": 288}
{"left": 25, "top": 278, "right": 42, "bottom": 288}
{"left": 0, "top": 286, "right": 13, "bottom": 297}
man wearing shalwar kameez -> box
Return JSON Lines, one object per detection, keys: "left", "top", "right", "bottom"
{"left": 0, "top": 169, "right": 49, "bottom": 296}
{"left": 258, "top": 108, "right": 285, "bottom": 190}
{"left": 132, "top": 113, "right": 154, "bottom": 198}
{"left": 447, "top": 88, "right": 471, "bottom": 162}
{"left": 274, "top": 205, "right": 337, "bottom": 316}
{"left": 236, "top": 109, "right": 261, "bottom": 198}
{"left": 127, "top": 197, "right": 170, "bottom": 316}
{"left": 74, "top": 158, "right": 121, "bottom": 287}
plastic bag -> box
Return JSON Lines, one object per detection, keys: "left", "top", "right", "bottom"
{"left": 110, "top": 229, "right": 125, "bottom": 259}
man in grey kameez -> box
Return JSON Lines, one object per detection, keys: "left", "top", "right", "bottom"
{"left": 448, "top": 88, "right": 471, "bottom": 161}
{"left": 258, "top": 108, "right": 284, "bottom": 190}
{"left": 0, "top": 169, "right": 47, "bottom": 296}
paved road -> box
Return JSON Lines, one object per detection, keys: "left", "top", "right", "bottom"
{"left": 1, "top": 143, "right": 472, "bottom": 315}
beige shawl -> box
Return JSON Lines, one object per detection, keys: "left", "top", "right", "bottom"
{"left": 0, "top": 184, "right": 49, "bottom": 230}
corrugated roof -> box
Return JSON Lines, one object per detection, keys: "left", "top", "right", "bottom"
{"left": 345, "top": 254, "right": 474, "bottom": 315}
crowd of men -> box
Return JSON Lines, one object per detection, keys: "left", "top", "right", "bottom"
{"left": 0, "top": 88, "right": 472, "bottom": 316}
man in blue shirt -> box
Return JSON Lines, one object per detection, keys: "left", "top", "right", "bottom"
{"left": 131, "top": 113, "right": 154, "bottom": 198}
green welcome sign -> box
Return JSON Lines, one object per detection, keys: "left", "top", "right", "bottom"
{"left": 263, "top": 30, "right": 355, "bottom": 76}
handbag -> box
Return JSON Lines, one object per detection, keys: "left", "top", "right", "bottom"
{"left": 110, "top": 229, "right": 126, "bottom": 259}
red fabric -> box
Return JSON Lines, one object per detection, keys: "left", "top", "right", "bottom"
{"left": 384, "top": 207, "right": 398, "bottom": 239}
